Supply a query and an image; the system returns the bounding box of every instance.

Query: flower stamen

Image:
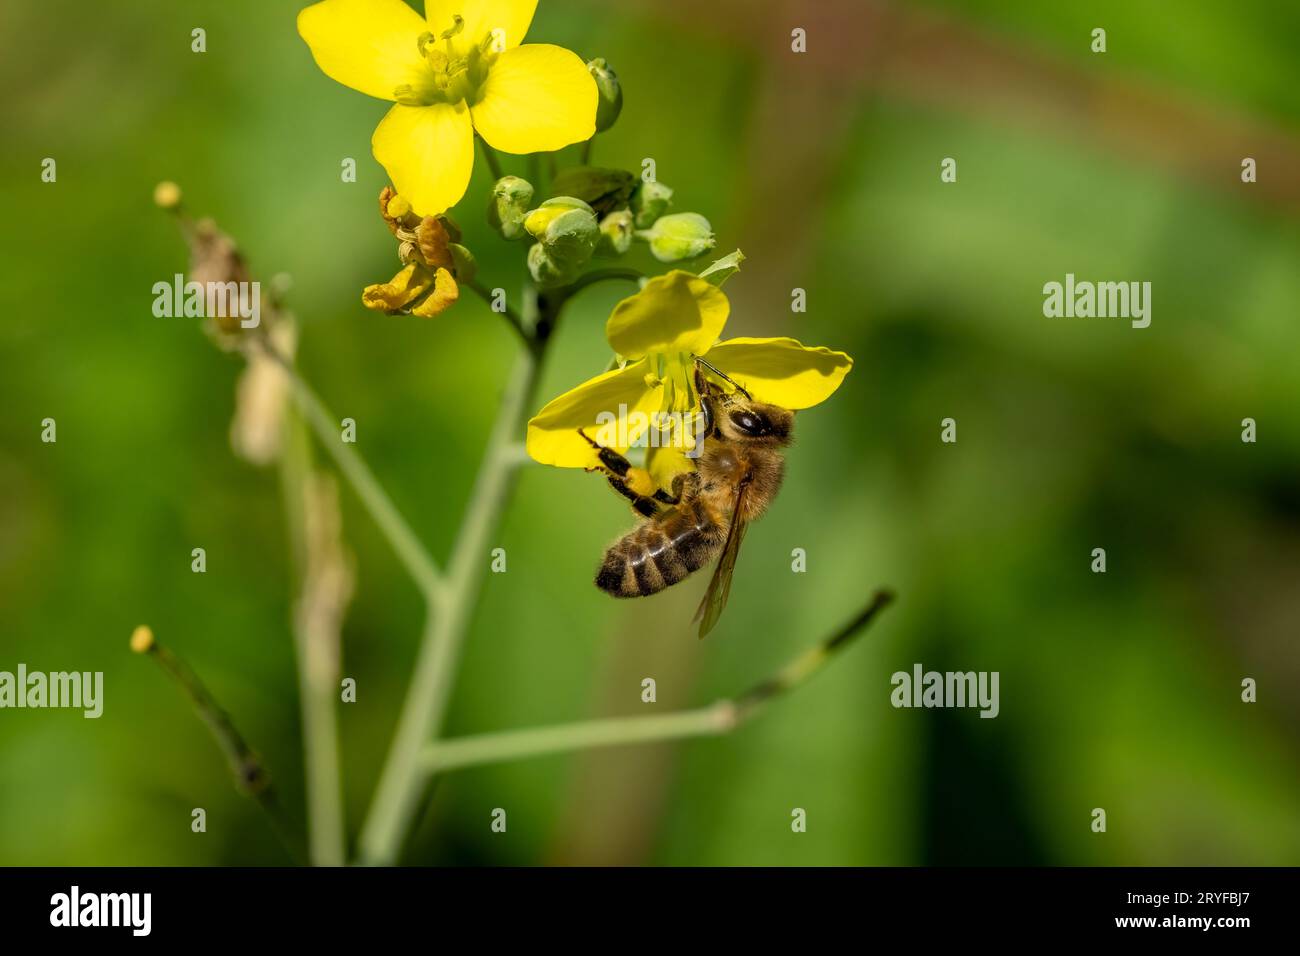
[440,14,465,42]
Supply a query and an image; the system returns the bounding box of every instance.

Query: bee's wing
[693,474,752,639]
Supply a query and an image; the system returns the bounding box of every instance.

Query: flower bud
[632,180,673,228]
[596,209,633,257]
[523,196,593,236]
[386,194,414,220]
[587,58,623,133]
[449,242,476,282]
[524,197,599,272]
[130,625,156,654]
[548,166,635,217]
[527,243,577,289]
[153,181,182,210]
[438,213,463,244]
[379,186,405,234]
[637,212,715,262]
[487,175,534,240]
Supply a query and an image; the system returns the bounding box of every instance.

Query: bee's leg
[577,427,634,477]
[612,469,701,516]
[578,429,665,517]
[651,470,698,506]
[604,475,663,518]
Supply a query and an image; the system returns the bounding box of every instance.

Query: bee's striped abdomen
[595,502,724,598]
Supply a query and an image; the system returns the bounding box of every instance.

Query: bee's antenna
[694,356,751,399]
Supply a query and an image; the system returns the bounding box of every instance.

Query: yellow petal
[298,0,429,101]
[527,359,663,468]
[362,263,434,312]
[703,337,854,409]
[371,102,474,216]
[470,44,597,154]
[410,268,460,316]
[605,271,729,361]
[425,0,536,53]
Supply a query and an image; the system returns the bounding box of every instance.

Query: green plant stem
[357,325,545,865]
[265,345,445,605]
[137,635,305,864]
[580,138,593,166]
[278,402,346,867]
[561,267,644,300]
[477,135,504,180]
[416,591,894,773]
[425,705,737,772]
[530,153,548,198]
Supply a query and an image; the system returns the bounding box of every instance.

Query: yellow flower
[298,0,597,216]
[526,270,853,488]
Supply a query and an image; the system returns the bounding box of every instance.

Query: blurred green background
[2,0,1298,865]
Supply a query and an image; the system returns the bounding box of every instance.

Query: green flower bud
[587,58,623,133]
[548,166,635,217]
[487,175,534,240]
[449,242,477,283]
[631,179,673,228]
[523,196,592,236]
[637,212,715,263]
[523,197,599,271]
[596,209,633,257]
[527,242,580,290]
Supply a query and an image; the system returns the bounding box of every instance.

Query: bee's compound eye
[730,410,767,436]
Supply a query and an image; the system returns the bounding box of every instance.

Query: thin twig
[732,589,894,720]
[259,341,446,605]
[278,404,347,867]
[500,442,534,467]
[560,267,644,300]
[425,705,737,772]
[130,626,305,864]
[417,591,895,774]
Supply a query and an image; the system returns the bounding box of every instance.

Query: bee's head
[719,398,794,446]
[695,363,794,447]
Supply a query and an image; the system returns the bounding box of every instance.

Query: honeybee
[582,357,794,638]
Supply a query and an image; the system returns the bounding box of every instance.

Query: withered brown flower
[364,187,472,319]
